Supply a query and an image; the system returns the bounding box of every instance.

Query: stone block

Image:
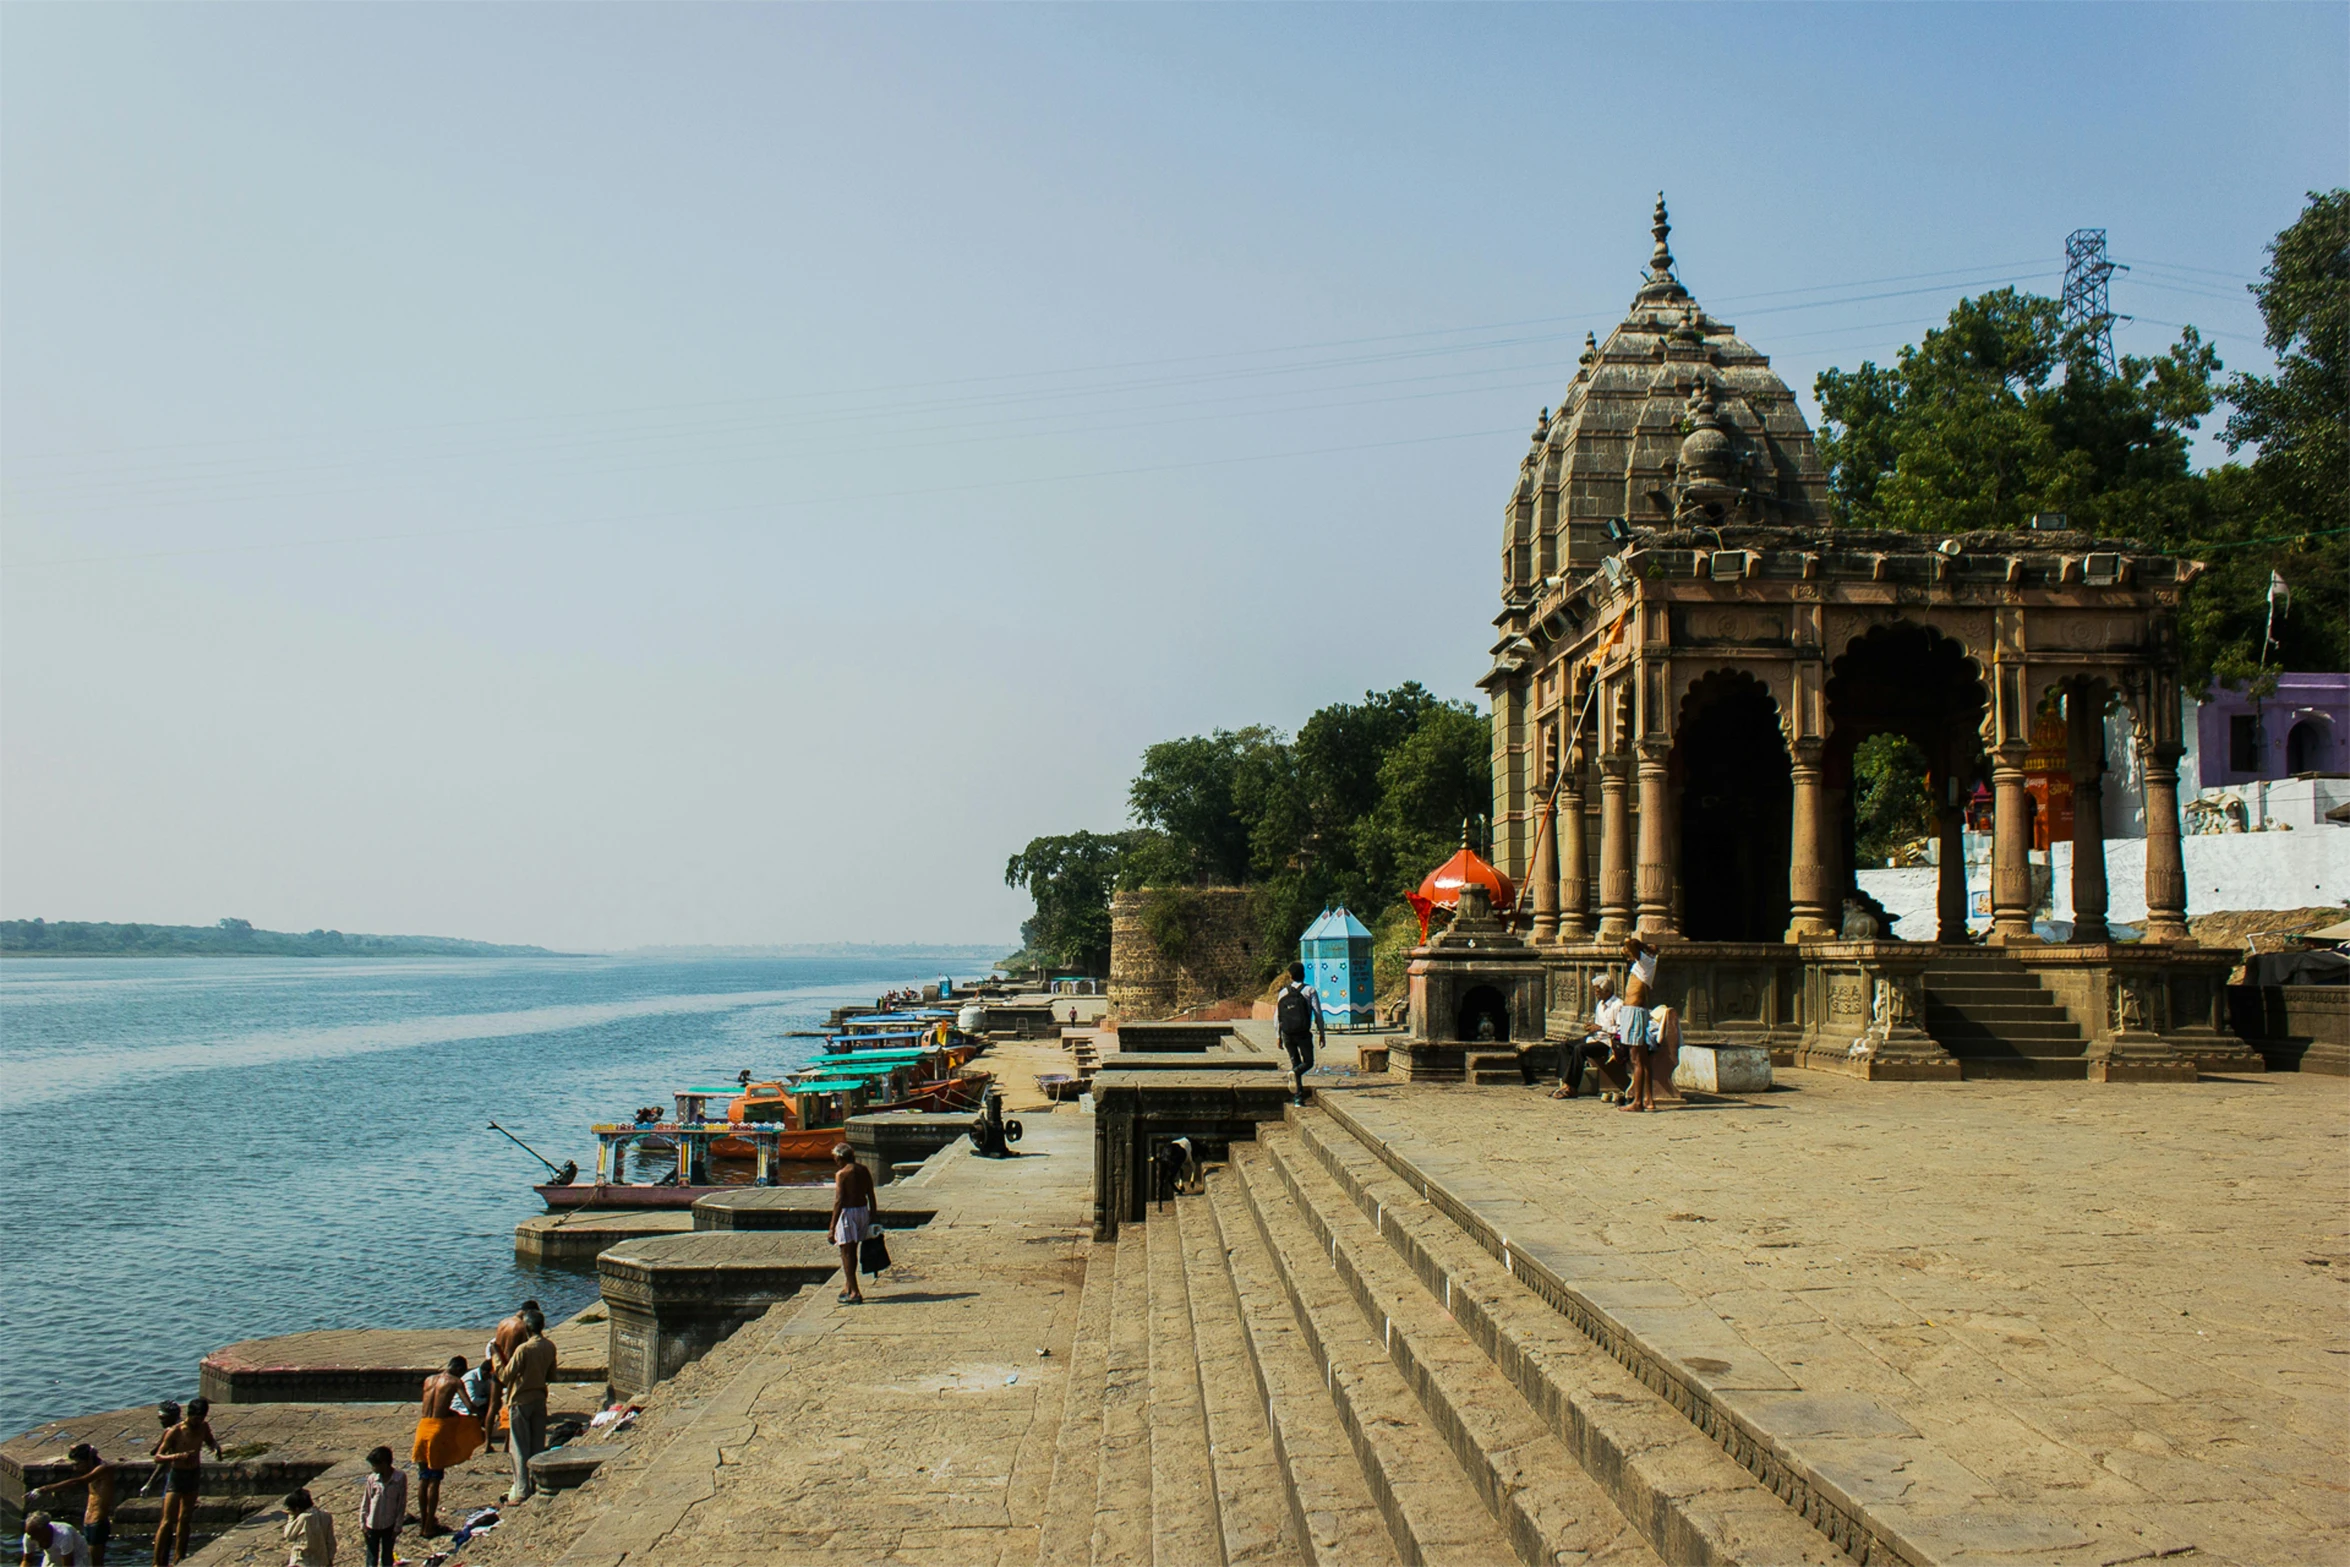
[847,1111,973,1185]
[1672,1044,1773,1094]
[598,1233,846,1395]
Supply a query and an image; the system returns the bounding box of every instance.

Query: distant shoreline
[1,918,560,959]
[3,921,1018,963]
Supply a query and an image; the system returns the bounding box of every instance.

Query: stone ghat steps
[1261,1115,1847,1567]
[1036,1105,1855,1567]
[1227,1136,1661,1567]
[1921,956,2088,1067]
[1039,1203,1312,1566]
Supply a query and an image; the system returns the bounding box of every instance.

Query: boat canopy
[791,1077,875,1094]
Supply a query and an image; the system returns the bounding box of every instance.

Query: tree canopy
[1815,190,2347,691]
[1004,683,1490,979]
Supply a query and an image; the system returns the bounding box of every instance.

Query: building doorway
[1675,672,1792,942]
[2287,719,2325,775]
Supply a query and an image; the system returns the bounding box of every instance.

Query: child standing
[356,1448,405,1567]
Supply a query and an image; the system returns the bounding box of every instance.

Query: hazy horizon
[5,4,2344,950]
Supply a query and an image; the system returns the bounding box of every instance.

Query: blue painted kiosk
[1300,906,1377,1029]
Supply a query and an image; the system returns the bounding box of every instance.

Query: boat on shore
[532,1023,993,1209]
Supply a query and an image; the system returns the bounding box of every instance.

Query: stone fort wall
[1107,886,1260,1020]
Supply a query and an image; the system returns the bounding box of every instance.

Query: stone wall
[1107,886,1260,1020]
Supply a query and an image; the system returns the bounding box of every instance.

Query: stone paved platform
[1324,1069,2350,1566]
[517,1208,696,1261]
[466,1110,1097,1566]
[200,1308,608,1401]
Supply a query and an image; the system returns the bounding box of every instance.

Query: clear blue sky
[4,4,2343,949]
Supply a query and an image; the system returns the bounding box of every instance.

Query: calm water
[0,953,978,1438]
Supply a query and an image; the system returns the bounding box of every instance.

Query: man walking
[829,1143,878,1306]
[1274,961,1325,1108]
[495,1309,557,1504]
[26,1445,116,1565]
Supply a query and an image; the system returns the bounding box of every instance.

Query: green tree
[1125,727,1286,885]
[2198,189,2350,688]
[1002,830,1142,975]
[1815,288,2219,539]
[1354,702,1494,902]
[1850,735,1936,867]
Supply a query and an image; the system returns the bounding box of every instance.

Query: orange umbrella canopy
[1406,846,1516,939]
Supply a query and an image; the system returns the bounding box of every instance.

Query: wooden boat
[1035,1072,1080,1102]
[711,1066,993,1158]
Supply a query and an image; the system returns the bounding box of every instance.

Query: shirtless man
[1619,936,1661,1112]
[149,1399,220,1566]
[482,1300,539,1453]
[828,1144,877,1305]
[26,1445,116,1565]
[410,1358,478,1536]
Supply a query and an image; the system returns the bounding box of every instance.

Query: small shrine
[1299,906,1376,1029]
[1394,882,1549,1081]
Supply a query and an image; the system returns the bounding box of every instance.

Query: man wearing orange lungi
[410,1357,482,1536]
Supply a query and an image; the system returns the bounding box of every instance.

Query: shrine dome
[1498,195,1834,597]
[1407,842,1516,939]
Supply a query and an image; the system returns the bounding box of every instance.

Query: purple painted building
[2195,672,2350,785]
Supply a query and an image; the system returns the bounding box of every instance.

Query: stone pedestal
[847,1111,977,1185]
[2010,943,2262,1082]
[1793,941,1963,1080]
[598,1233,846,1395]
[1396,885,1549,1081]
[1090,1068,1296,1239]
[1672,1045,1774,1094]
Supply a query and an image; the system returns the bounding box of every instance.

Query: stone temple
[1459,197,2264,1083]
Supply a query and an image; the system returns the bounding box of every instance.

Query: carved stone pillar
[1560,773,1592,939]
[1597,755,1633,939]
[2141,743,2189,942]
[1635,742,1677,935]
[1786,739,1834,940]
[1529,791,1560,943]
[1989,744,2035,943]
[2069,701,2110,945]
[1936,799,1968,945]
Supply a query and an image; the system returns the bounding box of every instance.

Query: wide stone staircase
[1920,949,2088,1077]
[1037,1104,1849,1566]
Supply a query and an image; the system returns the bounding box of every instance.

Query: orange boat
[709,1068,991,1160]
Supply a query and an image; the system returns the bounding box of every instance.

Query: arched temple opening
[1674,671,1791,941]
[1824,622,1990,942]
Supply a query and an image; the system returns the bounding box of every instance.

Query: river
[0,952,983,1438]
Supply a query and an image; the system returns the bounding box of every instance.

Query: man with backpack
[1274,962,1325,1108]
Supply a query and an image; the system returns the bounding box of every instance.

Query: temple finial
[1649,191,1675,281]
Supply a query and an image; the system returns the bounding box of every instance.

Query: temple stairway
[1920,949,2089,1077]
[1036,1106,1845,1566]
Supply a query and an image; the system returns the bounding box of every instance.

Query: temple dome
[1499,195,1832,596]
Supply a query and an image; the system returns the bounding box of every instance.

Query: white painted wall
[1855,828,2349,935]
[2050,831,2350,923]
[1854,867,1942,936]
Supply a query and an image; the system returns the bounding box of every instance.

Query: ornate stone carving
[2110,976,2163,1034]
[1872,974,1922,1030]
[1828,975,1866,1021]
[1682,608,1789,645]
